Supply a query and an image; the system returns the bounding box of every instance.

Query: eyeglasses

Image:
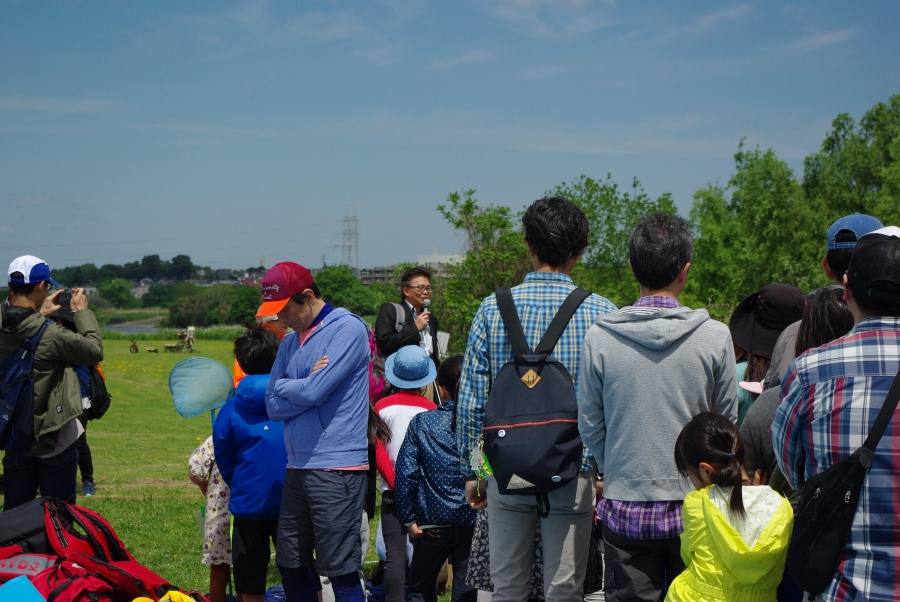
[406,285,433,293]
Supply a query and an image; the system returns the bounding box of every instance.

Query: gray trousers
[487,471,596,602]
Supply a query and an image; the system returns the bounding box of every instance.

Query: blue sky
[1,1,898,271]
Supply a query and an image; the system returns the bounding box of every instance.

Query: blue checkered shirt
[455,271,617,475]
[773,317,900,602]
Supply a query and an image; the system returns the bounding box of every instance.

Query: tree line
[432,93,900,353]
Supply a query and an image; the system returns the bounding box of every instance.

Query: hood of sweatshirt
[595,306,710,351]
[696,486,792,585]
[234,373,270,415]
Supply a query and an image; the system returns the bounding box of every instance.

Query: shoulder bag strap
[495,287,532,360]
[861,366,900,456]
[534,288,592,357]
[391,303,406,332]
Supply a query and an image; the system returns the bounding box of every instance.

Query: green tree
[803,93,900,228]
[432,190,530,353]
[141,255,163,281]
[97,278,138,309]
[227,286,263,324]
[316,266,378,315]
[169,255,195,281]
[141,282,201,308]
[549,175,677,307]
[689,142,822,320]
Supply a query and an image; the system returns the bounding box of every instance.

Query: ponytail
[674,412,747,519]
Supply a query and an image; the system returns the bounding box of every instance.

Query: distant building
[130,285,151,299]
[418,248,463,280]
[360,266,397,286]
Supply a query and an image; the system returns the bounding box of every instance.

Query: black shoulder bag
[788,367,900,594]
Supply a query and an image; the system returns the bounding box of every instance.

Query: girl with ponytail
[665,413,793,602]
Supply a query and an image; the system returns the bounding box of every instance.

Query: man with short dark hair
[1,255,103,510]
[578,212,737,601]
[375,266,440,369]
[262,262,370,602]
[774,226,900,602]
[457,196,616,602]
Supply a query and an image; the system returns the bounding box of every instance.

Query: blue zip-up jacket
[213,374,287,519]
[394,401,477,528]
[266,307,370,469]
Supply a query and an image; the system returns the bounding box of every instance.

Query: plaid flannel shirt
[595,295,686,540]
[773,317,900,602]
[456,271,617,475]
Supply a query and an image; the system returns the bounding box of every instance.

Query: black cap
[847,227,900,305]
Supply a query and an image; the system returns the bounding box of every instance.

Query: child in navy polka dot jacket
[394,356,478,602]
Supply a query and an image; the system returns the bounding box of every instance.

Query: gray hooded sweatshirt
[577,305,737,502]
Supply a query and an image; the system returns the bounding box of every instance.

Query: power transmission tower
[336,209,360,276]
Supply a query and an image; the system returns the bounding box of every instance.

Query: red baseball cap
[257,262,314,316]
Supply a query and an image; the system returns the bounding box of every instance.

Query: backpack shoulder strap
[391,303,406,332]
[495,287,532,360]
[534,288,592,357]
[861,366,900,459]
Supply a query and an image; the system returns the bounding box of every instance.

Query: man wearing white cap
[1,255,103,510]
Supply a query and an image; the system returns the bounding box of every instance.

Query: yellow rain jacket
[666,485,793,602]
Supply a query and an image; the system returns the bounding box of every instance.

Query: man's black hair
[234,327,280,375]
[825,229,858,279]
[400,266,432,302]
[289,282,322,305]
[850,280,900,318]
[629,212,693,290]
[522,197,589,267]
[7,272,40,296]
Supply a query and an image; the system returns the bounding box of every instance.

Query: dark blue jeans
[407,525,476,602]
[2,441,78,511]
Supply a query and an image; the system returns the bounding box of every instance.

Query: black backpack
[0,320,49,453]
[84,365,111,421]
[482,287,590,517]
[787,366,900,594]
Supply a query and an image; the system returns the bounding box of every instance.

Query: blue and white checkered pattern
[455,271,617,474]
[773,317,900,602]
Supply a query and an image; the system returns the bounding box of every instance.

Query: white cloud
[768,28,859,53]
[483,0,615,39]
[0,96,118,114]
[431,49,498,69]
[659,4,752,42]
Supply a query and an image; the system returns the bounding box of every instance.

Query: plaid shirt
[595,295,685,540]
[773,317,900,602]
[456,271,617,475]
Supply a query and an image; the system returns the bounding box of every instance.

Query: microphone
[423,299,431,313]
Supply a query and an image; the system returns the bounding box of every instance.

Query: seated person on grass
[213,327,288,602]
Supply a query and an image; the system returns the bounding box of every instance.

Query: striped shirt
[773,317,900,602]
[456,271,617,475]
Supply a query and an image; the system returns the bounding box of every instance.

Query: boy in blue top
[214,327,287,602]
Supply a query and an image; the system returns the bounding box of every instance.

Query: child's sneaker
[82,481,96,496]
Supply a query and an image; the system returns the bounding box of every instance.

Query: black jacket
[374,301,440,368]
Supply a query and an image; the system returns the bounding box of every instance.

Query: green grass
[101,326,246,341]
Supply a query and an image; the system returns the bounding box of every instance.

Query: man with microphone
[375,266,441,373]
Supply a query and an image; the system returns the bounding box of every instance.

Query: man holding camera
[1,255,103,510]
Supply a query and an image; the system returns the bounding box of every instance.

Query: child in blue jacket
[395,355,477,602]
[213,327,287,602]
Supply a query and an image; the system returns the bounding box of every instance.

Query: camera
[57,291,72,307]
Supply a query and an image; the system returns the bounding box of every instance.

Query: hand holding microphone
[416,299,431,331]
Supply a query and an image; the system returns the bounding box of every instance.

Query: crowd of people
[3,197,900,602]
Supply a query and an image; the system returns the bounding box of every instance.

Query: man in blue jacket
[262,262,370,602]
[214,327,286,602]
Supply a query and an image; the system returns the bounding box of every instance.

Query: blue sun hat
[384,345,437,389]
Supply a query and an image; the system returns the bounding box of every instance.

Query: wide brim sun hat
[730,283,805,360]
[384,345,437,389]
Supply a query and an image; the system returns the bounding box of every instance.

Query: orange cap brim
[256,298,290,317]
